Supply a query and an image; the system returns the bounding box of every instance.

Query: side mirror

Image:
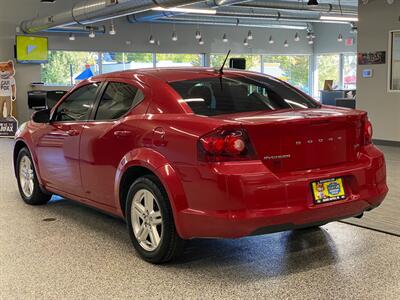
[32,109,51,123]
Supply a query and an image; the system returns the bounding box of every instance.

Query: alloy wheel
[19,155,34,198]
[131,189,163,252]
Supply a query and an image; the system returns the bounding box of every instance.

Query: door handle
[67,129,80,136]
[152,127,165,138]
[114,130,132,138]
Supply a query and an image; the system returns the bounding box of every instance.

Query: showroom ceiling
[19,0,359,34]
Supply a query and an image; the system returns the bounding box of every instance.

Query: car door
[35,82,101,197]
[79,79,150,207]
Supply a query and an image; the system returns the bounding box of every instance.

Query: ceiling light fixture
[243,38,248,46]
[284,40,289,47]
[149,34,155,44]
[222,33,228,42]
[199,38,204,45]
[172,31,178,41]
[88,28,95,38]
[109,20,116,35]
[307,0,319,5]
[337,33,343,42]
[152,6,216,14]
[68,33,75,41]
[268,35,274,44]
[308,39,314,45]
[195,30,201,40]
[320,15,359,22]
[247,30,253,40]
[294,32,300,42]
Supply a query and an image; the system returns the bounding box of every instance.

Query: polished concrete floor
[1,139,399,299]
[343,145,400,235]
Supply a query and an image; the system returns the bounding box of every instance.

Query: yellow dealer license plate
[311,178,346,204]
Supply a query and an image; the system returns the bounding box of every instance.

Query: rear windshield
[169,75,319,116]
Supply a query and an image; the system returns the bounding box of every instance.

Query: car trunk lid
[214,107,365,173]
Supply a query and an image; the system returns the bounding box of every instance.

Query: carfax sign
[0,60,18,137]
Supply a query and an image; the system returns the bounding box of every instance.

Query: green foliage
[111,52,153,63]
[264,55,309,89]
[156,53,201,66]
[41,51,98,85]
[317,55,340,90]
[210,54,261,71]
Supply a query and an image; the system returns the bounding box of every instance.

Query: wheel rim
[131,189,163,252]
[19,155,34,198]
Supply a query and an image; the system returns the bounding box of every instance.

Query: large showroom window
[41,51,100,86]
[343,53,357,90]
[210,54,262,72]
[314,54,340,97]
[101,52,153,74]
[389,30,400,91]
[155,53,203,67]
[263,55,310,94]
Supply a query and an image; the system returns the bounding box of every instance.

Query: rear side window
[54,83,99,121]
[169,75,319,116]
[95,82,144,120]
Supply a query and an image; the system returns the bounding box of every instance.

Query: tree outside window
[263,55,310,94]
[41,51,99,85]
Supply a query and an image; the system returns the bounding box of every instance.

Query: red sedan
[14,68,388,263]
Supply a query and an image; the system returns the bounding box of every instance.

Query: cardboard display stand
[0,60,18,137]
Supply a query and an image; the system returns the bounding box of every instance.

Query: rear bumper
[175,145,388,239]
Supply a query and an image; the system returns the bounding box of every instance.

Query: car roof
[91,67,270,83]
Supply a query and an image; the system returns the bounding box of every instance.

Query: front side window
[95,82,144,120]
[53,83,99,121]
[170,75,319,116]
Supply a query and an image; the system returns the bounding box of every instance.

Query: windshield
[169,75,319,116]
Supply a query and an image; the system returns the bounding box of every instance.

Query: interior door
[79,80,150,207]
[35,83,101,197]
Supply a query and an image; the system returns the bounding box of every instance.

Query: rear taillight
[198,128,257,162]
[364,118,373,145]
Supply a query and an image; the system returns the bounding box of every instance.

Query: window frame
[92,80,146,121]
[388,30,400,93]
[50,82,103,123]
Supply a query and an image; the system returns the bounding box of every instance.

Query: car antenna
[219,49,231,75]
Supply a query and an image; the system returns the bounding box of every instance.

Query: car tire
[16,147,52,205]
[125,175,185,264]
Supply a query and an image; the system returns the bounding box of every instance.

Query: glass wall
[101,52,153,74]
[156,54,202,67]
[41,51,99,86]
[389,31,400,91]
[343,54,357,90]
[263,55,310,94]
[41,51,357,97]
[314,54,340,96]
[210,54,261,72]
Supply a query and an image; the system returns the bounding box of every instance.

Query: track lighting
[294,32,300,42]
[223,33,228,42]
[109,20,116,35]
[268,35,274,44]
[172,31,178,41]
[88,28,95,38]
[337,34,343,42]
[243,38,248,46]
[149,34,155,44]
[195,30,201,40]
[199,38,204,45]
[284,40,289,47]
[247,30,253,40]
[68,33,75,41]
